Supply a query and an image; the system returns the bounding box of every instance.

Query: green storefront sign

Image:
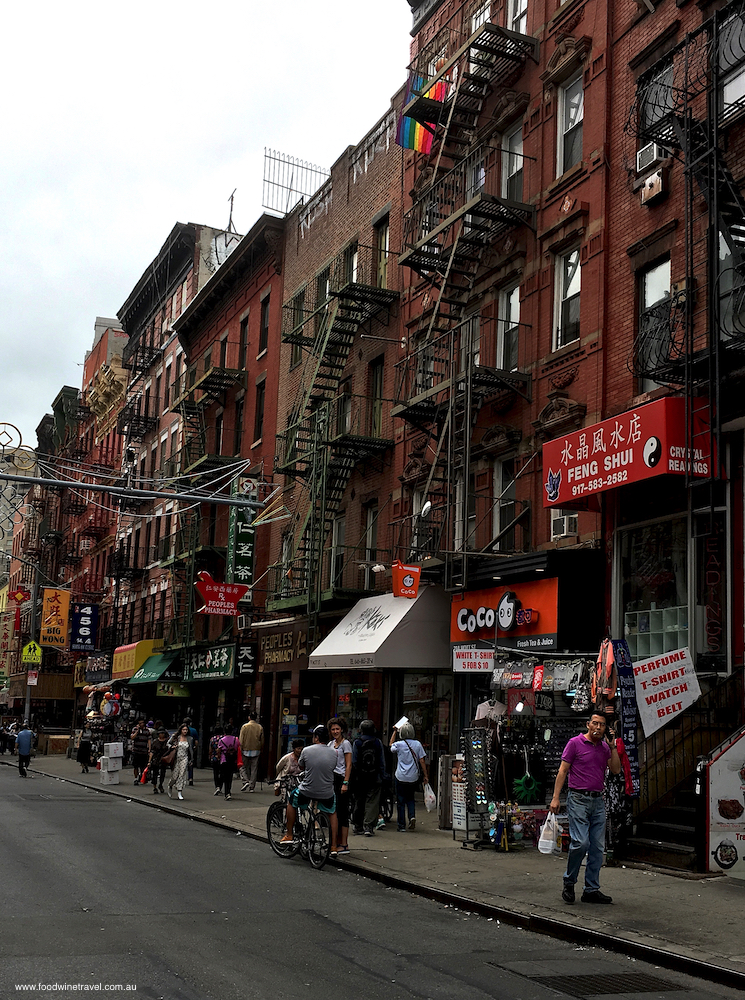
[183,645,235,682]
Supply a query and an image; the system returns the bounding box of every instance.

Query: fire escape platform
[400,194,534,276]
[392,365,530,425]
[283,283,398,346]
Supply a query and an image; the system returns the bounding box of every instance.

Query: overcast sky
[0,0,412,450]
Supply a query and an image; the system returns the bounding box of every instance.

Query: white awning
[309,586,451,670]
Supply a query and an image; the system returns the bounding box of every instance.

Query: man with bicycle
[281,725,339,856]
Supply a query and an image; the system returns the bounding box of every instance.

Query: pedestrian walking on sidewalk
[209,725,224,795]
[130,719,151,785]
[16,723,34,778]
[390,723,428,832]
[328,717,352,852]
[183,717,198,785]
[167,724,193,801]
[218,726,241,800]
[77,728,92,773]
[149,729,170,793]
[351,720,386,838]
[239,712,264,792]
[550,713,622,905]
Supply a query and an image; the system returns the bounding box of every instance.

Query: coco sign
[450,579,559,651]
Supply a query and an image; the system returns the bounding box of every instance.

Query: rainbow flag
[396,73,449,153]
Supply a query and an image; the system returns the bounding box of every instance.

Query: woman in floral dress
[167,723,193,800]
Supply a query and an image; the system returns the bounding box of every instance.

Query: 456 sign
[71,604,100,653]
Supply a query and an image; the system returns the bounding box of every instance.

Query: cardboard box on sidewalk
[100,756,122,772]
[104,742,123,758]
[100,770,120,785]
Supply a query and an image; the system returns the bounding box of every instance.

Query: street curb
[9,760,745,992]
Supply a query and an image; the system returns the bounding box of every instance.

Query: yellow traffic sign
[22,641,42,665]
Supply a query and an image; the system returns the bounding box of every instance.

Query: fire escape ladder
[168,509,199,648]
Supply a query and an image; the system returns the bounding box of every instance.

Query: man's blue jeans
[563,790,606,892]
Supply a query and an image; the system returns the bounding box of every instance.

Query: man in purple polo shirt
[550,713,621,904]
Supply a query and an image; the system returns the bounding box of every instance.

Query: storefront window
[402,673,453,756]
[621,516,688,662]
[335,682,369,740]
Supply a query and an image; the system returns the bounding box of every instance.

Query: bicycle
[267,778,333,870]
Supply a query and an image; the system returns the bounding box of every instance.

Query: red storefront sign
[542,397,711,508]
[194,571,250,616]
[451,579,559,651]
[391,560,422,598]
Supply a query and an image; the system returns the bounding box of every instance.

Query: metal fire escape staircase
[167,509,199,648]
[394,19,536,588]
[274,246,397,638]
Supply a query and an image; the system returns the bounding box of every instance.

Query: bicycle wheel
[381,786,394,822]
[307,810,331,870]
[267,802,299,858]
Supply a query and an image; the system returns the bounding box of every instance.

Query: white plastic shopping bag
[423,782,437,813]
[538,812,560,854]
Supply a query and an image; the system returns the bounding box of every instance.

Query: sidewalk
[6,753,745,988]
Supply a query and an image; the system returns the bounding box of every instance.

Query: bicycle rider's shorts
[289,788,336,814]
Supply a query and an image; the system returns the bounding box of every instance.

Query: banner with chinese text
[40,589,71,648]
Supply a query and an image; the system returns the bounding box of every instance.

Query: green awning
[128,651,181,685]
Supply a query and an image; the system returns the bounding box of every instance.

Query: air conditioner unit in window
[237,614,251,631]
[551,513,578,540]
[636,142,668,173]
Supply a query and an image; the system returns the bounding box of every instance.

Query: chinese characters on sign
[0,611,17,681]
[237,643,257,677]
[194,571,250,616]
[40,589,71,649]
[227,478,256,591]
[183,645,235,681]
[543,397,711,507]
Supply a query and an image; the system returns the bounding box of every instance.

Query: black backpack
[356,738,379,779]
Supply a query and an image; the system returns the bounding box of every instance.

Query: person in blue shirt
[16,723,34,778]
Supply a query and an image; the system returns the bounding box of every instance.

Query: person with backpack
[218,725,240,801]
[327,717,352,855]
[351,720,386,837]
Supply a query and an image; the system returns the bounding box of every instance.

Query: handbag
[403,739,424,785]
[160,748,176,767]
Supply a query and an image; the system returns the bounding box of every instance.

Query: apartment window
[159,435,168,471]
[460,312,480,370]
[719,15,745,120]
[215,412,224,456]
[375,218,390,289]
[345,243,359,284]
[238,316,249,369]
[203,348,212,375]
[454,473,477,550]
[233,397,244,455]
[219,336,228,369]
[370,357,384,437]
[471,0,490,33]
[336,381,352,436]
[558,75,584,175]
[170,428,178,457]
[364,503,379,591]
[163,362,172,409]
[639,62,673,137]
[502,124,523,201]
[465,157,485,232]
[493,457,516,552]
[315,268,330,334]
[154,373,162,412]
[498,285,520,371]
[290,292,304,367]
[253,379,265,443]
[506,0,527,35]
[332,514,346,586]
[638,258,671,393]
[555,248,581,349]
[259,296,270,354]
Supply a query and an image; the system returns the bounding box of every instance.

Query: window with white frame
[364,503,378,591]
[638,258,671,393]
[558,75,584,175]
[470,0,490,33]
[507,0,527,35]
[502,124,523,201]
[493,458,516,552]
[454,472,477,551]
[498,285,520,371]
[555,248,581,350]
[460,312,481,371]
[719,14,745,121]
[332,514,346,586]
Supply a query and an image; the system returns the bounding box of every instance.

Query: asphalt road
[1,765,741,1000]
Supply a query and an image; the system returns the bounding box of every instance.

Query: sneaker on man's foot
[408,818,416,831]
[561,884,575,904]
[581,889,613,904]
[241,782,249,792]
[376,818,386,830]
[213,787,222,795]
[363,826,373,837]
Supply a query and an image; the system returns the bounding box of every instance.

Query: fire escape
[270,242,398,645]
[162,353,245,648]
[393,15,537,589]
[629,4,745,518]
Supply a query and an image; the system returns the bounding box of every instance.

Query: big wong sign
[542,397,711,507]
[450,578,558,653]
